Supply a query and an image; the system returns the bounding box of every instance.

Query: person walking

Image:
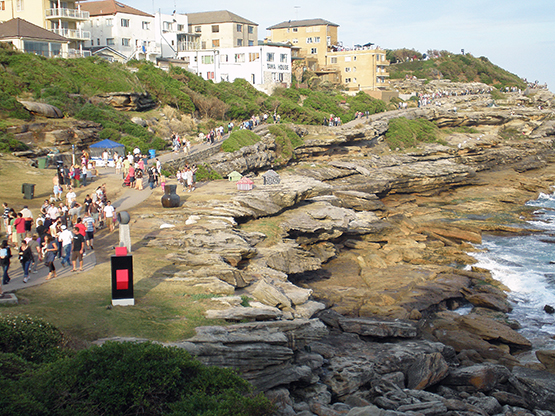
[71,228,85,272]
[43,235,58,280]
[82,212,95,250]
[58,225,73,267]
[18,240,33,283]
[103,201,116,232]
[0,239,11,285]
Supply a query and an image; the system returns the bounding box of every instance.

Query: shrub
[195,163,223,181]
[0,314,67,363]
[222,129,260,152]
[0,132,29,153]
[0,92,31,120]
[268,125,303,163]
[385,117,441,150]
[27,341,274,416]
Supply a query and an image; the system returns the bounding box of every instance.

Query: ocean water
[468,192,555,355]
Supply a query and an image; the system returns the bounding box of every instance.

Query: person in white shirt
[103,201,116,232]
[58,225,73,267]
[66,187,76,207]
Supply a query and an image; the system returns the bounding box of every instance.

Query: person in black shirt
[71,228,85,272]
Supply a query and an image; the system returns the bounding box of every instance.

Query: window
[248,26,254,34]
[122,38,130,46]
[207,71,215,80]
[353,67,356,72]
[248,40,254,46]
[315,37,320,43]
[345,56,352,62]
[314,26,320,32]
[345,67,351,72]
[234,53,245,63]
[16,0,23,11]
[163,21,171,31]
[353,56,357,61]
[249,52,259,62]
[106,18,113,26]
[280,54,288,63]
[237,39,243,47]
[353,78,357,83]
[306,27,312,32]
[0,1,5,11]
[177,24,184,31]
[266,52,275,62]
[201,55,214,64]
[212,39,220,47]
[221,54,228,62]
[201,41,206,49]
[310,48,317,54]
[327,36,331,46]
[142,21,150,30]
[292,27,297,32]
[97,38,100,45]
[292,38,298,44]
[236,24,242,32]
[211,25,219,33]
[106,38,114,45]
[121,18,129,27]
[345,78,351,83]
[306,37,313,43]
[330,57,337,64]
[195,26,201,33]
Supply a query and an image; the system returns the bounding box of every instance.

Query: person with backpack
[0,239,11,285]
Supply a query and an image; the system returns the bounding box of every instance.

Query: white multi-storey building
[154,12,199,58]
[178,44,292,93]
[80,0,159,61]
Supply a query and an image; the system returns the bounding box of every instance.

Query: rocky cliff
[117,87,555,415]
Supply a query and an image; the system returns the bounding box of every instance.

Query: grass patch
[239,218,283,247]
[499,126,523,140]
[385,117,444,150]
[268,125,304,163]
[221,129,260,152]
[441,126,480,135]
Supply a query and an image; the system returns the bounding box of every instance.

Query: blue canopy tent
[89,139,125,162]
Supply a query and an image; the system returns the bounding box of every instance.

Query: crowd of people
[0,180,117,295]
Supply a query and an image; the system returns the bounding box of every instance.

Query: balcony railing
[50,28,91,40]
[177,41,200,52]
[136,45,161,55]
[67,49,91,58]
[46,8,90,20]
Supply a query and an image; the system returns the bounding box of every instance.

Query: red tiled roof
[79,0,153,18]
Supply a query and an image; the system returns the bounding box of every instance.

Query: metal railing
[46,8,90,20]
[50,28,91,40]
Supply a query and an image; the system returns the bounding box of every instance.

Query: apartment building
[154,12,199,58]
[267,18,338,68]
[0,0,90,56]
[326,48,389,91]
[268,17,389,91]
[80,0,159,61]
[178,44,291,93]
[185,10,257,49]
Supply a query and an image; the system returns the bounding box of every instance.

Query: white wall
[177,45,291,88]
[154,12,189,58]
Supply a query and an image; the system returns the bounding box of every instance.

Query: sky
[129,0,554,91]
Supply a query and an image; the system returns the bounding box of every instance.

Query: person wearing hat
[57,224,73,267]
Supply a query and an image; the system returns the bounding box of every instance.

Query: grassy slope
[388,53,526,89]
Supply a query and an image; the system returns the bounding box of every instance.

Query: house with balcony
[185,10,258,49]
[79,0,158,61]
[267,17,390,93]
[326,47,390,91]
[267,18,338,69]
[177,43,291,94]
[0,17,69,57]
[154,12,199,58]
[0,0,90,56]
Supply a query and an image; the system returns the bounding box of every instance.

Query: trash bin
[22,183,35,200]
[148,149,156,159]
[37,157,47,169]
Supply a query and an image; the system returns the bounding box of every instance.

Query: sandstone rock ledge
[132,88,555,415]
